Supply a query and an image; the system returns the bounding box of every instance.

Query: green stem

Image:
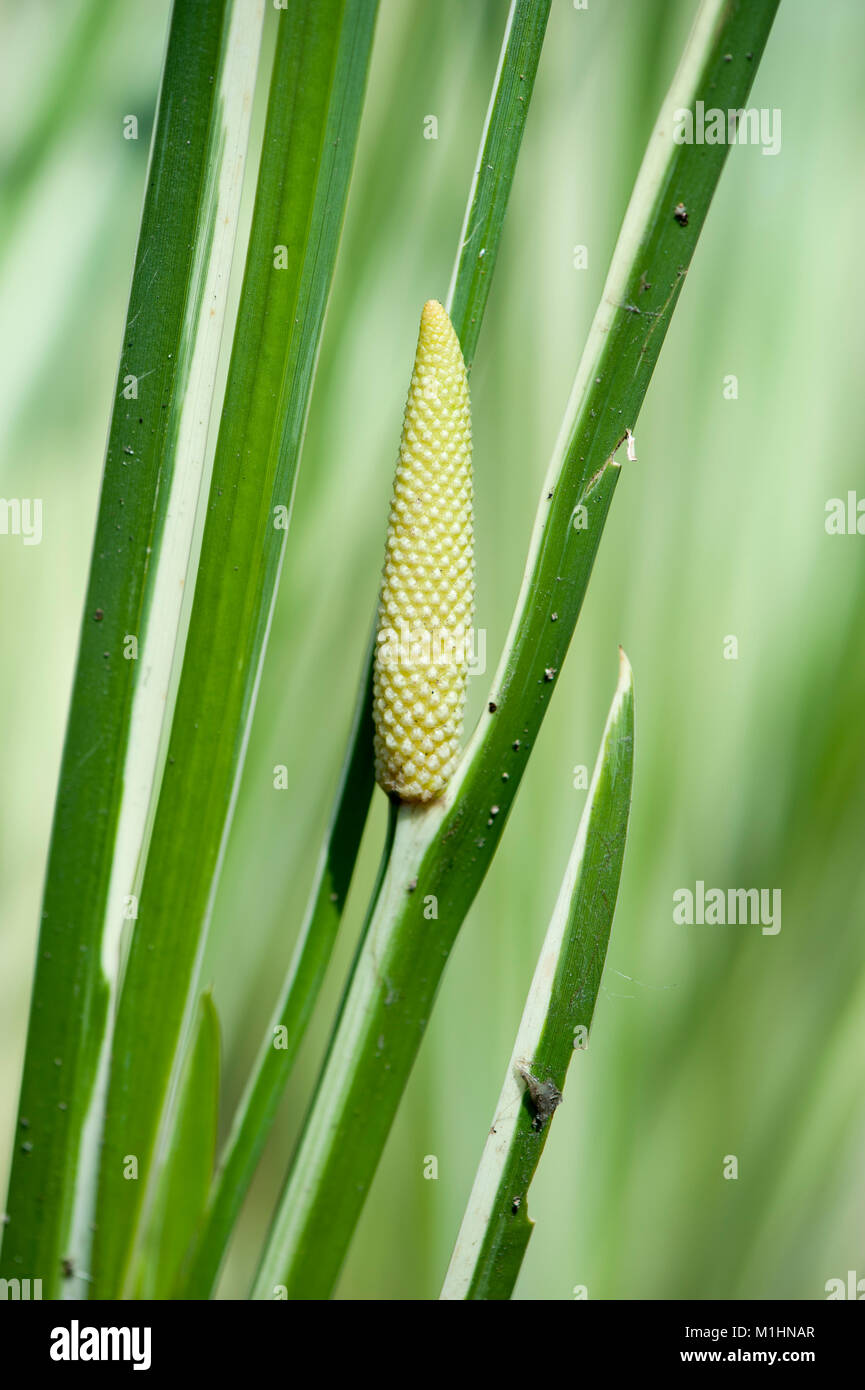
[251,0,781,1300]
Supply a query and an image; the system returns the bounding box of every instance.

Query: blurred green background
[2,0,864,1300]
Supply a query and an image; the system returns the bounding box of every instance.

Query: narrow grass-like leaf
[89,0,379,1299]
[0,0,263,1299]
[182,0,550,1300]
[251,0,780,1300]
[441,649,634,1300]
[446,0,552,373]
[135,992,220,1300]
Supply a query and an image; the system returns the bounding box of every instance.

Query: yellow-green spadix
[373,300,473,803]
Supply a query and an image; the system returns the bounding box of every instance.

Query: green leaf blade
[443,649,634,1300]
[447,0,552,372]
[136,992,221,1301]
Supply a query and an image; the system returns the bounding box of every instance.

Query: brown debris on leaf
[515,1060,563,1131]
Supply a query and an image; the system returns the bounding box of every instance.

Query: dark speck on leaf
[488,701,497,713]
[94,609,104,621]
[544,667,557,682]
[674,202,689,226]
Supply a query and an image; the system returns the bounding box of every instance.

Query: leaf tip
[617,645,633,690]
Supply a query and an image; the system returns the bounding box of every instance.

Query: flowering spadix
[373,300,474,803]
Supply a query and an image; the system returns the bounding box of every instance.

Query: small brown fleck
[512,740,520,751]
[94,608,104,622]
[488,700,497,713]
[407,878,418,893]
[674,202,689,226]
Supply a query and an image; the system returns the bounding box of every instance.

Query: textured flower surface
[373,300,474,802]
